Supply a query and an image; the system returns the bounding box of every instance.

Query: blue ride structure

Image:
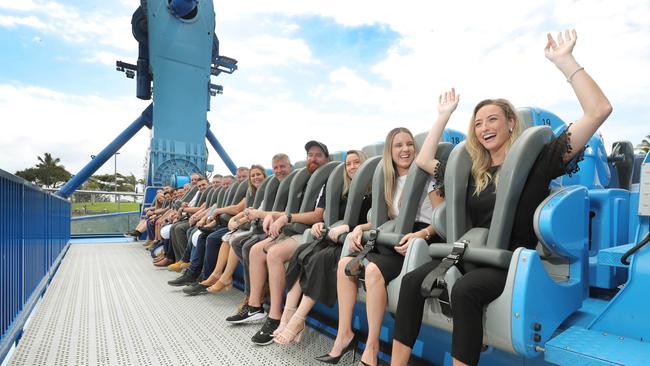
[56,0,239,198]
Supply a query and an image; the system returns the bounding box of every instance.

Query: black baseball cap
[305,140,329,157]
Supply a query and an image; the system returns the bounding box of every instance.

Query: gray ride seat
[222,181,241,207]
[296,155,382,248]
[181,185,199,203]
[204,186,218,207]
[340,143,454,311]
[284,161,341,238]
[270,169,299,212]
[251,176,272,209]
[215,184,228,208]
[219,180,249,224]
[409,126,590,358]
[195,186,211,207]
[362,141,384,158]
[294,160,306,169]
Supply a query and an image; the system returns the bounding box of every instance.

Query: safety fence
[0,169,70,361]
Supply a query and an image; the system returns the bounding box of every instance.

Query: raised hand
[544,29,577,66]
[438,88,459,117]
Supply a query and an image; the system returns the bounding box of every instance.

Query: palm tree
[34,153,71,188]
[637,134,650,154]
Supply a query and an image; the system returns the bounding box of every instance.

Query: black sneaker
[167,270,198,287]
[183,282,208,296]
[251,318,280,345]
[226,304,266,324]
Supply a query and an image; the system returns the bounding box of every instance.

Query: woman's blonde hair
[466,99,522,195]
[382,127,417,218]
[342,150,369,197]
[247,164,268,195]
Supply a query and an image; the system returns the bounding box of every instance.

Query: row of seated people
[142,29,612,366]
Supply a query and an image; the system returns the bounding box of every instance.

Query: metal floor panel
[8,243,355,366]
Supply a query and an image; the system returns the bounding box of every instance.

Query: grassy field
[72,202,140,216]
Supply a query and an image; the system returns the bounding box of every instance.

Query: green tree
[637,134,650,154]
[15,153,72,188]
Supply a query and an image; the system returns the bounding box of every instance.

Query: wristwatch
[286,213,292,223]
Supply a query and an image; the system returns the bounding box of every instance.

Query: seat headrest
[487,126,554,249]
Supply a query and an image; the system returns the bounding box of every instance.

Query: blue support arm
[205,123,237,174]
[56,104,153,198]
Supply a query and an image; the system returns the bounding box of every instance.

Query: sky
[1,0,649,181]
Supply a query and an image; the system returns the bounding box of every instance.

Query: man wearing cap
[225,141,330,346]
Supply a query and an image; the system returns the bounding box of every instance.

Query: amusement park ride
[2,0,650,365]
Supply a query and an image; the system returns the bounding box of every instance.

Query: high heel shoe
[274,313,305,345]
[273,306,296,337]
[314,335,357,364]
[206,279,232,293]
[199,273,219,287]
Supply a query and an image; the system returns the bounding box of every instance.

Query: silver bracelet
[566,66,584,83]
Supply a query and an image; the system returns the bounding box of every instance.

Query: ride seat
[298,156,382,248]
[271,170,299,212]
[341,143,453,312]
[607,141,635,190]
[285,162,341,236]
[251,176,272,209]
[416,126,590,358]
[362,141,384,158]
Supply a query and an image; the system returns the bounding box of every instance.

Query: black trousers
[393,260,507,366]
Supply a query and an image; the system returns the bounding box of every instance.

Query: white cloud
[0,0,136,53]
[2,0,649,181]
[226,34,315,69]
[0,15,46,28]
[83,51,131,66]
[0,84,151,178]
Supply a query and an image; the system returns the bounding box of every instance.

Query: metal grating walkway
[8,242,355,366]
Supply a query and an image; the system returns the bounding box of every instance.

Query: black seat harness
[344,229,379,288]
[297,228,329,264]
[420,240,468,299]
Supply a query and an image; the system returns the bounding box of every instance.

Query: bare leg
[200,241,228,285]
[390,340,413,366]
[247,237,273,308]
[274,280,302,336]
[213,241,230,275]
[361,263,386,366]
[218,247,239,284]
[266,237,298,319]
[453,359,468,366]
[325,256,358,357]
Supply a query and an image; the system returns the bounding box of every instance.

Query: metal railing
[0,169,71,361]
[43,188,144,216]
[71,211,141,237]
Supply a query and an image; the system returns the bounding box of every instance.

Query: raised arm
[545,29,612,161]
[415,88,460,175]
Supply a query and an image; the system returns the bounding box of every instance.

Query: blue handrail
[0,169,70,361]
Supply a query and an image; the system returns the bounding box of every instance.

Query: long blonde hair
[342,150,368,197]
[383,127,417,218]
[466,99,522,195]
[247,164,268,195]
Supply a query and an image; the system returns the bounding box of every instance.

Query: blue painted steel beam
[205,123,237,174]
[56,104,153,198]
